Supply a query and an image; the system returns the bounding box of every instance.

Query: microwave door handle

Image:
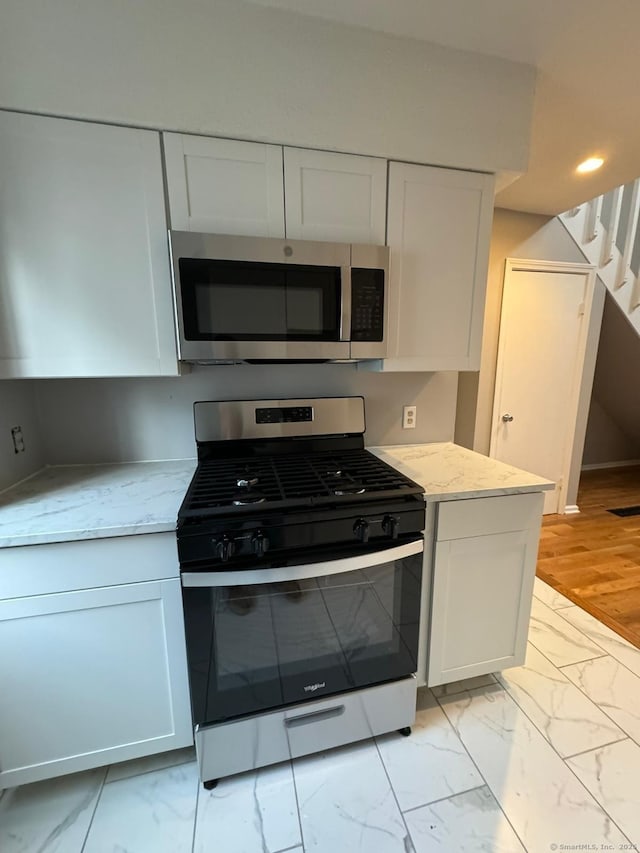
[339,265,352,342]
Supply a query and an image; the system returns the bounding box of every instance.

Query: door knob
[502,413,514,422]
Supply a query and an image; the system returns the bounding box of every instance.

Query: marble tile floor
[3,578,640,853]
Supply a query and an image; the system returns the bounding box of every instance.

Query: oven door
[170,231,351,361]
[181,539,423,727]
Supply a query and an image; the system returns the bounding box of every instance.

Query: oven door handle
[181,539,423,588]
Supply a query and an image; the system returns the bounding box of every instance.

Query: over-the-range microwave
[168,230,390,363]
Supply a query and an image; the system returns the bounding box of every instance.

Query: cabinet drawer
[195,677,416,781]
[285,677,415,759]
[0,532,180,599]
[436,492,544,541]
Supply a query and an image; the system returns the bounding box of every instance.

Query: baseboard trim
[563,505,580,515]
[581,459,640,471]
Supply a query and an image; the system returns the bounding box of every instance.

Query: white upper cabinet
[372,162,494,372]
[163,137,386,244]
[0,111,178,378]
[164,134,285,237]
[283,148,387,244]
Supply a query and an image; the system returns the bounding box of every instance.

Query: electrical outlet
[11,426,25,454]
[402,406,417,429]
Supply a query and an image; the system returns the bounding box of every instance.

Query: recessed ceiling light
[576,157,604,173]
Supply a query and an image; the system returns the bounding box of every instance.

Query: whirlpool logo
[303,682,326,693]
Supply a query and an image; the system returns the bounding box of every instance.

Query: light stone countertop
[369,442,554,501]
[0,443,552,549]
[0,460,197,548]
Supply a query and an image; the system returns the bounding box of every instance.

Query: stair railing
[560,178,640,329]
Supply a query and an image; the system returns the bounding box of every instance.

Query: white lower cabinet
[427,492,544,687]
[0,553,193,789]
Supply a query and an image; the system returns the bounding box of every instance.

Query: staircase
[560,181,640,336]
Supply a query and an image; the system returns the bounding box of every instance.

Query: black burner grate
[180,449,420,517]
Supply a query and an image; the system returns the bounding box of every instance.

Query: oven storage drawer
[285,675,416,758]
[195,676,416,781]
[435,492,543,541]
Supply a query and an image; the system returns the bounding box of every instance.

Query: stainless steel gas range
[176,396,426,788]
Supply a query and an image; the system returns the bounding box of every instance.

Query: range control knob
[353,518,370,543]
[382,515,400,539]
[251,531,270,558]
[214,535,236,562]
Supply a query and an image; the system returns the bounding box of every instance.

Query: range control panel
[255,406,314,424]
[350,268,384,342]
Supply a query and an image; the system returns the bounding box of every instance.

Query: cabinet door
[164,133,285,236]
[0,112,178,378]
[0,579,192,788]
[284,147,386,243]
[376,162,494,372]
[427,493,543,687]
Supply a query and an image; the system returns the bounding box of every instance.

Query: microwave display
[180,258,341,342]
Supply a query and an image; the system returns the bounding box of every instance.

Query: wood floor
[538,464,640,648]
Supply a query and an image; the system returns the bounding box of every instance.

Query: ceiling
[248,0,640,215]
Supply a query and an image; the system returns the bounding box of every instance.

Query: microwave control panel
[351,269,384,342]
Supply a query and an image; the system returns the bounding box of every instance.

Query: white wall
[35,365,458,464]
[582,294,640,466]
[0,0,534,175]
[582,398,640,467]
[0,0,536,471]
[568,277,606,498]
[0,381,44,491]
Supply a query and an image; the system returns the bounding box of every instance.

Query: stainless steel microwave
[168,231,390,362]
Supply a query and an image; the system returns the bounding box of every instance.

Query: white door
[490,260,596,514]
[283,147,387,243]
[163,133,285,236]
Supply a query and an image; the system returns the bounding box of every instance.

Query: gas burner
[333,484,366,496]
[232,491,266,506]
[236,473,259,488]
[325,466,365,495]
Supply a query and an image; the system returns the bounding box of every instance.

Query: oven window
[179,258,341,341]
[182,553,422,726]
